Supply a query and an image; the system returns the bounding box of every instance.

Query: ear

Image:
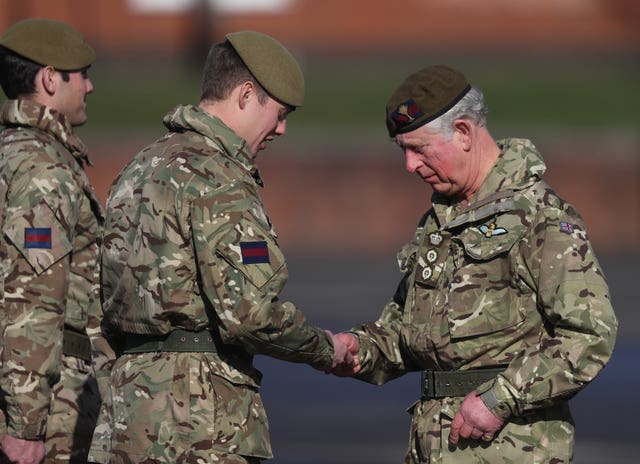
[38,66,58,96]
[237,81,255,110]
[453,119,473,151]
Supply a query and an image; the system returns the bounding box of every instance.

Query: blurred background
[1,1,638,462]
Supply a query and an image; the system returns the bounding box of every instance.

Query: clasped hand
[449,391,503,444]
[324,331,361,376]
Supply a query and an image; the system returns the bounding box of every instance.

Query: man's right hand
[1,435,45,464]
[328,332,361,377]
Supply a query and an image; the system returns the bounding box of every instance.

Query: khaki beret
[386,65,471,137]
[226,30,304,107]
[0,18,95,71]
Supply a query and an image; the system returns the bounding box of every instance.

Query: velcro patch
[240,241,270,264]
[24,228,52,249]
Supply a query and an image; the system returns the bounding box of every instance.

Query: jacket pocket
[446,221,525,339]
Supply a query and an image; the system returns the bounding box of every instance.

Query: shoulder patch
[559,221,575,234]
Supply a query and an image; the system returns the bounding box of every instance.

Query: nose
[86,78,94,94]
[275,119,286,136]
[405,151,422,173]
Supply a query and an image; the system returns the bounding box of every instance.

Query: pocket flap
[215,217,285,289]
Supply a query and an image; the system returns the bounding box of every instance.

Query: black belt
[63,327,91,361]
[421,366,507,400]
[121,329,218,354]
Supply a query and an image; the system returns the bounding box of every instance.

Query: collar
[162,104,263,186]
[0,99,91,166]
[433,138,546,228]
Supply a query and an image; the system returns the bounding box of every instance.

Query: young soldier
[0,18,107,464]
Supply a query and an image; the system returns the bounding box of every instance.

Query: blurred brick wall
[1,0,638,56]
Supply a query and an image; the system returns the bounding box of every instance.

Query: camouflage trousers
[89,351,272,464]
[404,397,575,463]
[0,354,100,464]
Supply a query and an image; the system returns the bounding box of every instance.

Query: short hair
[200,40,268,104]
[0,48,40,98]
[0,48,70,99]
[426,87,488,140]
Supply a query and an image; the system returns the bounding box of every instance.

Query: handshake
[324,331,361,377]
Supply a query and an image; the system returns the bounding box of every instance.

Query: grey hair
[425,87,488,139]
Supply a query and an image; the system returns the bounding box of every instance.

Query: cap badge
[391,99,424,124]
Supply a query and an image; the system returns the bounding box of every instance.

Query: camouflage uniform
[352,138,618,463]
[89,104,335,464]
[0,99,106,463]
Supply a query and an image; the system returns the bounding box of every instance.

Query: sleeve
[86,256,117,398]
[190,188,334,371]
[0,162,78,439]
[479,206,618,419]
[350,228,425,385]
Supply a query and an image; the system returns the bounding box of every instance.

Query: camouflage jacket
[101,104,334,382]
[0,100,105,439]
[352,138,617,463]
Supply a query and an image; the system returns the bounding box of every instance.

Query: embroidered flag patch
[24,228,52,249]
[240,241,270,264]
[559,222,574,234]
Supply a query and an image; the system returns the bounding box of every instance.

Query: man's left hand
[449,391,503,445]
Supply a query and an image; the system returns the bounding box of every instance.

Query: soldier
[333,65,618,463]
[88,31,356,464]
[0,18,109,464]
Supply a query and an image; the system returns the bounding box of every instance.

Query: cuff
[477,375,519,421]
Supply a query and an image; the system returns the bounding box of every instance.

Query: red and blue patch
[240,241,270,264]
[24,228,52,249]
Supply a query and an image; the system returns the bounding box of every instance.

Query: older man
[335,65,617,463]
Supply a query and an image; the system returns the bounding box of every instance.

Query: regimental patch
[391,99,425,124]
[240,241,270,264]
[559,221,575,234]
[24,227,52,249]
[24,227,51,249]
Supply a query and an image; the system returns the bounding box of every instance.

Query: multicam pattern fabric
[90,104,334,463]
[0,99,105,461]
[352,138,618,463]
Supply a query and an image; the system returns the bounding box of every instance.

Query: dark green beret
[0,18,95,71]
[226,30,304,107]
[386,65,471,137]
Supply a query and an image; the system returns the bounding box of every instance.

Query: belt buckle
[421,370,434,400]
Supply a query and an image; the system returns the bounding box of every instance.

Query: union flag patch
[240,241,270,264]
[24,228,52,249]
[559,222,575,234]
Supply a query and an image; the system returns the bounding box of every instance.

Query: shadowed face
[245,95,291,154]
[53,68,93,126]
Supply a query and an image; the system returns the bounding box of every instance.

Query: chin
[69,114,88,127]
